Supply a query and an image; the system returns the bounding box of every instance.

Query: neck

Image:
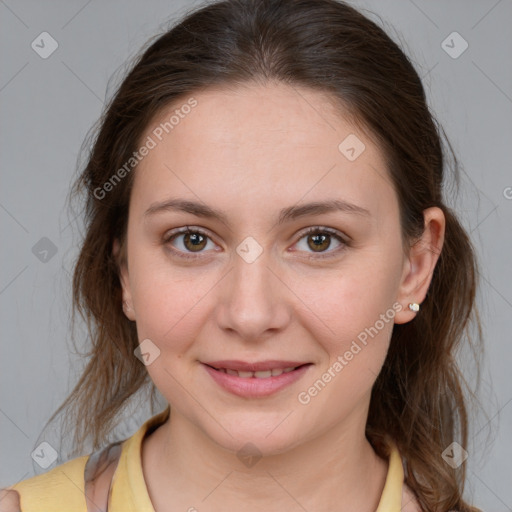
[142,404,389,512]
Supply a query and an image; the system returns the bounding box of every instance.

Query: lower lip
[202,363,312,398]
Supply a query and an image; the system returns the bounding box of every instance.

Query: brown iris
[183,232,207,252]
[307,232,331,252]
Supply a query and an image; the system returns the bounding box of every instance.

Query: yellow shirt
[6,408,405,511]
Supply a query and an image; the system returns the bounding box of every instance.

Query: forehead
[131,82,397,224]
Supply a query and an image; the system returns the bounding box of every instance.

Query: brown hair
[48,0,485,510]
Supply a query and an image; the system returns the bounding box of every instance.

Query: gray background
[1,0,511,509]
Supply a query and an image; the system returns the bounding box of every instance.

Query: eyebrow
[143,198,371,225]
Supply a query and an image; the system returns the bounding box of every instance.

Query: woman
[1,0,483,510]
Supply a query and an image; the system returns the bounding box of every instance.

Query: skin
[113,81,444,512]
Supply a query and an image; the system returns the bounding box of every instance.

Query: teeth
[254,370,272,378]
[217,366,299,378]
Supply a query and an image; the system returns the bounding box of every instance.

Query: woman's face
[116,82,435,454]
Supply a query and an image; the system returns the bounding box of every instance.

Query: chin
[204,416,304,459]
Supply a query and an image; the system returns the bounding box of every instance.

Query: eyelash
[162,226,349,261]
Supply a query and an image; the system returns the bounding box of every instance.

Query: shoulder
[0,410,168,511]
[0,489,20,512]
[1,455,89,512]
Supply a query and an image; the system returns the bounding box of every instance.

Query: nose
[215,250,292,343]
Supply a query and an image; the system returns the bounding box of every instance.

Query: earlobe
[394,207,445,324]
[112,238,135,321]
[122,299,135,321]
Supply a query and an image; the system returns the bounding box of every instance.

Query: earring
[408,302,420,312]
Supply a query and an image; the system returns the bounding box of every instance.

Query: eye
[163,225,349,261]
[163,227,218,260]
[292,226,348,258]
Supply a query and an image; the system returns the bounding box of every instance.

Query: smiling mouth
[204,364,308,379]
[201,362,313,398]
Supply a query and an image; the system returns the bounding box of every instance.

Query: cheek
[294,280,395,415]
[291,262,399,374]
[295,259,398,329]
[128,260,216,400]
[128,251,215,349]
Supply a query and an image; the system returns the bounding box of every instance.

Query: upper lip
[203,360,311,372]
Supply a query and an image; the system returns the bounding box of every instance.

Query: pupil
[186,232,206,251]
[309,233,330,252]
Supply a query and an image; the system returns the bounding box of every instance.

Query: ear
[112,238,136,321]
[394,206,445,324]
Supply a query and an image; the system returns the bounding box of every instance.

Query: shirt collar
[110,406,404,511]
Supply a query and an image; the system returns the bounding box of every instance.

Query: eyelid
[290,225,349,259]
[163,225,215,243]
[162,226,220,261]
[163,225,349,260]
[295,225,350,243]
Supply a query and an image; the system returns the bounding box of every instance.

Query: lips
[201,360,313,398]
[203,360,309,373]
[215,367,298,378]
